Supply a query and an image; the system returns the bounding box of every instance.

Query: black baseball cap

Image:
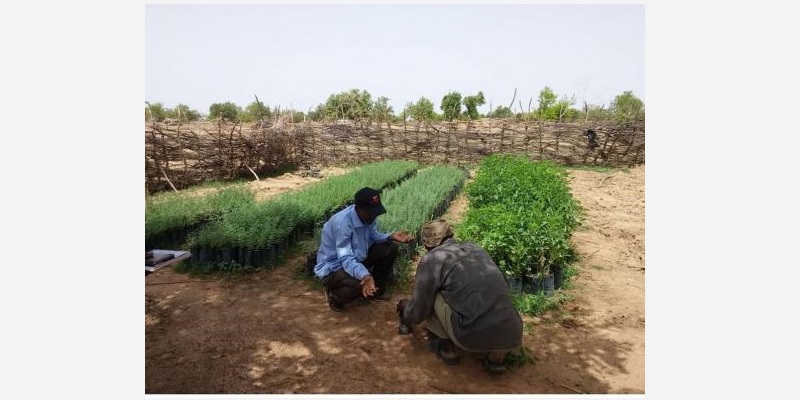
[354,187,387,217]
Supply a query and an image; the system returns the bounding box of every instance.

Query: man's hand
[396,299,409,317]
[391,231,414,244]
[360,275,377,298]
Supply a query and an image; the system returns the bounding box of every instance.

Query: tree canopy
[611,91,644,121]
[462,91,486,120]
[243,100,271,122]
[145,102,201,122]
[208,102,241,121]
[372,96,394,124]
[486,105,513,118]
[405,97,436,122]
[440,91,462,121]
[318,89,374,121]
[145,87,643,124]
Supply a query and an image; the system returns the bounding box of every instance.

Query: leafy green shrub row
[457,155,581,279]
[467,155,580,229]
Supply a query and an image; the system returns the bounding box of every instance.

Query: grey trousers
[424,294,519,363]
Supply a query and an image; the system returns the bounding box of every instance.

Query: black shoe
[325,287,345,312]
[329,300,345,313]
[426,334,460,365]
[398,317,412,335]
[481,358,507,374]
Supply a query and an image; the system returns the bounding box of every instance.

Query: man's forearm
[340,255,369,280]
[403,297,432,325]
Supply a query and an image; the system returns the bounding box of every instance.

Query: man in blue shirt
[314,187,414,312]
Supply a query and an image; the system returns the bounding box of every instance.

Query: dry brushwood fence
[145,118,644,194]
[145,118,305,193]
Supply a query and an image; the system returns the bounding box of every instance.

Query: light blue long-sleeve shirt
[314,205,391,280]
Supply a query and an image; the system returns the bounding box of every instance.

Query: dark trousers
[321,241,398,304]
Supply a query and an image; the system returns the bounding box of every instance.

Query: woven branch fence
[145,118,307,193]
[145,118,644,194]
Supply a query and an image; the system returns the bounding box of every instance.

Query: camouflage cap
[421,219,454,248]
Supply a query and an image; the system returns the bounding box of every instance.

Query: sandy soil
[145,166,645,394]
[246,167,350,202]
[152,167,352,203]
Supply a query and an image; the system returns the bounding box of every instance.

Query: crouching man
[314,187,414,312]
[396,219,523,373]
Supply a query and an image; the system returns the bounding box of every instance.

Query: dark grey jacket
[402,238,523,351]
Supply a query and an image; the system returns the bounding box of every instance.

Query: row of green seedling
[145,186,256,250]
[301,166,465,278]
[377,166,467,276]
[146,161,418,252]
[189,220,310,271]
[187,160,420,271]
[457,154,582,296]
[292,161,418,224]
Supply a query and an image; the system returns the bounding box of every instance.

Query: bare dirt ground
[154,167,352,202]
[246,167,350,202]
[145,166,645,394]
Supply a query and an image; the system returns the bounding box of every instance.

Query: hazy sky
[145,4,644,115]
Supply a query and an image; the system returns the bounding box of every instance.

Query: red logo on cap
[371,195,380,205]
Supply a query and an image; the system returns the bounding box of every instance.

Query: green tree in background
[554,96,579,122]
[583,103,612,121]
[283,109,304,122]
[243,98,272,122]
[441,91,462,121]
[531,87,583,121]
[209,102,241,121]
[372,96,394,127]
[536,87,558,120]
[487,105,514,118]
[307,104,326,121]
[404,97,436,122]
[462,91,486,120]
[318,89,373,121]
[167,104,201,122]
[145,102,167,122]
[145,88,642,124]
[610,91,644,122]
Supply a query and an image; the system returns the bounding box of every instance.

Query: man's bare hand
[361,275,377,298]
[391,231,414,244]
